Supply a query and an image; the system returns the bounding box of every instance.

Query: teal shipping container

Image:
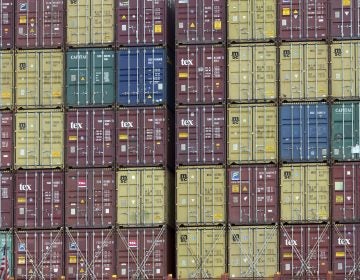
[0,231,12,278]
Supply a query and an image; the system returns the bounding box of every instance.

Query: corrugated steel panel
[0,1,14,49]
[176,166,225,225]
[228,0,276,42]
[177,226,226,279]
[228,44,276,102]
[0,172,12,229]
[280,43,328,101]
[228,165,278,225]
[175,0,225,44]
[0,112,12,169]
[176,45,225,105]
[15,110,64,169]
[0,51,13,108]
[280,164,329,222]
[228,104,277,163]
[65,169,115,228]
[0,231,13,277]
[331,0,360,39]
[15,0,64,48]
[15,170,63,229]
[117,168,173,226]
[16,50,63,108]
[66,49,115,107]
[280,103,329,162]
[67,0,114,46]
[228,225,278,278]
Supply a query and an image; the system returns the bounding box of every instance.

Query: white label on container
[181,144,186,151]
[18,27,23,35]
[282,19,287,26]
[322,149,327,155]
[70,146,75,153]
[347,171,351,175]
[121,145,127,152]
[54,268,58,273]
[179,22,184,29]
[335,11,340,18]
[232,16,238,22]
[19,208,24,215]
[319,18,323,22]
[21,89,25,95]
[156,269,160,274]
[20,149,25,156]
[181,85,186,92]
[105,208,109,214]
[121,269,126,275]
[285,264,290,271]
[334,149,339,155]
[233,144,238,151]
[158,83,163,90]
[351,144,360,154]
[71,208,76,215]
[71,74,76,82]
[105,267,110,271]
[338,263,343,270]
[336,73,341,80]
[178,0,188,4]
[335,182,344,191]
[122,24,127,31]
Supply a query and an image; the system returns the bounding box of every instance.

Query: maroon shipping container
[0,112,12,169]
[175,0,225,44]
[117,226,174,279]
[116,107,174,167]
[280,224,330,278]
[331,0,360,39]
[15,230,64,279]
[65,229,115,279]
[65,169,115,228]
[0,172,12,228]
[15,0,64,48]
[176,45,225,105]
[176,105,225,165]
[15,170,63,229]
[0,1,13,49]
[228,165,278,225]
[278,0,328,41]
[66,108,115,168]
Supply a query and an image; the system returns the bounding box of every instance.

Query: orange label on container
[52,151,60,157]
[214,20,221,30]
[119,134,128,140]
[69,136,77,141]
[283,253,293,258]
[179,132,188,138]
[154,24,162,33]
[282,8,291,16]
[53,91,61,97]
[18,256,26,265]
[17,197,26,203]
[232,184,239,193]
[69,256,77,264]
[336,251,345,257]
[214,213,223,220]
[336,195,344,203]
[343,0,351,6]
[19,15,27,24]
[179,72,188,78]
[1,92,10,98]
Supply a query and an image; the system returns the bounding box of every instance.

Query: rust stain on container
[0,112,12,168]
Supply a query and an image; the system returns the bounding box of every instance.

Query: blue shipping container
[117,47,173,106]
[280,104,329,162]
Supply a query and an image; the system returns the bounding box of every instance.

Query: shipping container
[116,107,173,167]
[228,165,278,225]
[228,104,277,164]
[176,105,225,166]
[0,112,12,169]
[331,0,360,39]
[280,103,329,162]
[228,44,276,102]
[65,169,115,228]
[0,51,13,108]
[278,0,328,41]
[15,110,64,169]
[117,47,174,106]
[280,224,330,277]
[117,226,174,279]
[117,168,173,226]
[177,226,226,279]
[176,166,225,225]
[66,108,115,168]
[228,225,278,278]
[65,228,115,279]
[66,49,115,107]
[280,164,329,222]
[67,0,114,46]
[15,50,63,108]
[15,229,63,279]
[228,0,276,42]
[116,0,174,47]
[0,1,14,49]
[0,231,13,277]
[0,172,12,229]
[176,45,225,105]
[15,0,64,48]
[175,0,225,44]
[15,170,63,229]
[280,43,328,101]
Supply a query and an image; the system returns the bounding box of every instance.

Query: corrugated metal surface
[0,231,12,276]
[0,172,12,229]
[66,49,115,107]
[228,44,276,102]
[280,164,329,222]
[280,103,329,162]
[0,112,12,169]
[176,45,225,105]
[331,0,360,39]
[228,0,276,42]
[280,43,328,101]
[15,0,64,48]
[176,166,225,225]
[228,165,278,225]
[15,110,64,169]
[0,1,14,49]
[228,104,277,163]
[16,50,63,108]
[228,225,278,278]
[66,108,115,168]
[0,51,13,108]
[177,226,226,279]
[65,169,115,228]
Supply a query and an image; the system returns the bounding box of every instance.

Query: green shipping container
[0,231,13,278]
[0,51,13,109]
[66,49,115,106]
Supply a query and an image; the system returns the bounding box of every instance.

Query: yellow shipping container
[0,51,13,108]
[176,166,225,225]
[280,164,329,222]
[16,50,63,108]
[15,110,64,169]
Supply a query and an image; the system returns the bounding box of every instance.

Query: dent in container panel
[0,172,12,229]
[331,0,360,39]
[0,112,12,169]
[0,51,13,109]
[0,1,14,49]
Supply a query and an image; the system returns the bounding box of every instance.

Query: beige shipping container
[15,50,63,108]
[15,110,64,169]
[176,166,225,225]
[117,168,173,226]
[177,226,226,279]
[280,43,328,101]
[228,104,277,164]
[228,0,276,42]
[280,164,329,222]
[67,0,114,46]
[228,44,276,102]
[0,51,13,109]
[228,225,278,278]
